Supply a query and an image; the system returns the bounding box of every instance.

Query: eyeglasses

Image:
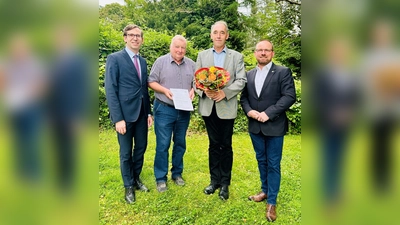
[255,49,273,53]
[126,33,142,39]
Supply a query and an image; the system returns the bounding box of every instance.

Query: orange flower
[208,73,216,81]
[198,73,207,81]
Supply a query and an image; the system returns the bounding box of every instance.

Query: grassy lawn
[99,129,301,224]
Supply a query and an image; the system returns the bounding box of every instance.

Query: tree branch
[276,0,301,6]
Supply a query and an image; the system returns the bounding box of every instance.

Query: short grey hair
[211,21,229,33]
[170,35,187,47]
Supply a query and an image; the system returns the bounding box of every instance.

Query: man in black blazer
[240,40,296,222]
[105,24,153,203]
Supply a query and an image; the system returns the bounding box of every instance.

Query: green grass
[99,130,301,224]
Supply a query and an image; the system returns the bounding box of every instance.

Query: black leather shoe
[134,178,149,192]
[125,186,135,204]
[204,184,221,195]
[219,185,229,200]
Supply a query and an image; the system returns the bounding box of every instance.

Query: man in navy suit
[240,40,296,222]
[105,24,153,203]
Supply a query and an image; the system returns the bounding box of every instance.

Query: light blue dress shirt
[212,46,227,67]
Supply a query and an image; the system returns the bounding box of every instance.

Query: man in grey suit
[195,21,246,200]
[105,24,153,204]
[240,40,296,222]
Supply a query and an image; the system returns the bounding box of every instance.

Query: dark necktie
[133,55,141,80]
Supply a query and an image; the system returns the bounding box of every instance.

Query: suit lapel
[206,49,214,66]
[121,50,141,82]
[259,63,276,97]
[247,69,258,97]
[223,49,232,69]
[121,50,135,70]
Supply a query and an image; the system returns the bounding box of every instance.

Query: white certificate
[170,88,194,111]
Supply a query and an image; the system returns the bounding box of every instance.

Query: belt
[156,98,174,108]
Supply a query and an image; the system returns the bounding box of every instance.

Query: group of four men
[105,21,296,222]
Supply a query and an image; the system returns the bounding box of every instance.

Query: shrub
[287,79,301,134]
[98,22,301,134]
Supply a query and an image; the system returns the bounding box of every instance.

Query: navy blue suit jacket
[105,49,151,124]
[240,63,296,136]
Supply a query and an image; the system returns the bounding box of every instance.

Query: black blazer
[240,63,296,136]
[105,49,151,124]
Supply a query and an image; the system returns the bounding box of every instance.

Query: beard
[257,58,270,65]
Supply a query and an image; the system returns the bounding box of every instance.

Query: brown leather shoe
[266,204,277,222]
[248,191,267,202]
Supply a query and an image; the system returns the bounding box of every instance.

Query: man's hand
[164,88,173,100]
[204,90,226,102]
[257,112,269,123]
[204,90,216,99]
[115,120,126,135]
[189,88,195,100]
[247,110,260,120]
[147,115,153,127]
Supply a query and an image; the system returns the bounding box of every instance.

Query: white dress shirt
[254,62,272,97]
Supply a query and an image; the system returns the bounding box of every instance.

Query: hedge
[98,22,301,134]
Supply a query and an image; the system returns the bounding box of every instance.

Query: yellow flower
[209,66,216,73]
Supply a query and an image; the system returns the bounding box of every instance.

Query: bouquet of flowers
[195,66,230,91]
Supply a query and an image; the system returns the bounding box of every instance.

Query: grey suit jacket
[195,48,246,119]
[240,63,296,136]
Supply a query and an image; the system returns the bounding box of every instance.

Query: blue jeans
[249,133,283,205]
[153,100,190,183]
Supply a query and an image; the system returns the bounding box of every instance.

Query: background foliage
[99,0,301,133]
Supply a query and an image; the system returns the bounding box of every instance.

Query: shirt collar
[169,53,185,64]
[212,46,227,54]
[125,47,139,58]
[256,61,273,71]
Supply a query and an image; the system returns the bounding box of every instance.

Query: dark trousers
[117,105,148,188]
[371,116,395,192]
[53,119,77,192]
[203,105,235,186]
